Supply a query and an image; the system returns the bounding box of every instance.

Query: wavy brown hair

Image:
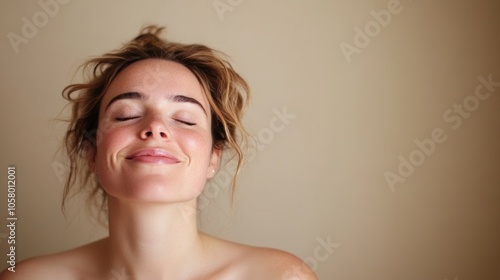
[62,25,249,217]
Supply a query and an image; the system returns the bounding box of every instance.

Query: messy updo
[61,25,249,217]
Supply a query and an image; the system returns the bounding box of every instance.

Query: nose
[140,115,170,140]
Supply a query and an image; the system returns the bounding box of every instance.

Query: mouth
[126,148,181,164]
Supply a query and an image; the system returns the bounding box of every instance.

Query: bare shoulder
[202,234,317,280]
[0,239,106,280]
[0,253,73,280]
[244,247,318,280]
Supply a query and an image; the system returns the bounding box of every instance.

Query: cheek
[95,126,130,161]
[178,130,213,161]
[94,126,133,194]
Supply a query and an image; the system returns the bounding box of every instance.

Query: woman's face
[90,59,219,203]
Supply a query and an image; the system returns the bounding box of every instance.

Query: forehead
[101,59,208,110]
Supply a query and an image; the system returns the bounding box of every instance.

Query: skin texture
[0,59,317,280]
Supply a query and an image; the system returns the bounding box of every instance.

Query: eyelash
[114,116,196,126]
[176,120,196,126]
[115,116,140,122]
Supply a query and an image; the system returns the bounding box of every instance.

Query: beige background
[1,0,500,279]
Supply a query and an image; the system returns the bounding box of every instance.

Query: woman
[1,26,317,279]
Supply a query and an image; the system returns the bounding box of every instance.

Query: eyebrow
[171,94,207,114]
[104,91,207,114]
[105,92,144,111]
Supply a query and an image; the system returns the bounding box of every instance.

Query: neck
[105,196,205,279]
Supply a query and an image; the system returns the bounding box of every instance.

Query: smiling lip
[126,148,180,164]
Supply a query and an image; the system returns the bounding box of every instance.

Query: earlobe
[207,147,221,179]
[86,144,97,174]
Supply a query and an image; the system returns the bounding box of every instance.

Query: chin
[103,176,205,204]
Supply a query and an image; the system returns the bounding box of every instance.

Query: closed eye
[176,119,196,126]
[115,116,140,122]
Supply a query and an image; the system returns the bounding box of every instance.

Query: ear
[85,142,97,174]
[206,146,221,179]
